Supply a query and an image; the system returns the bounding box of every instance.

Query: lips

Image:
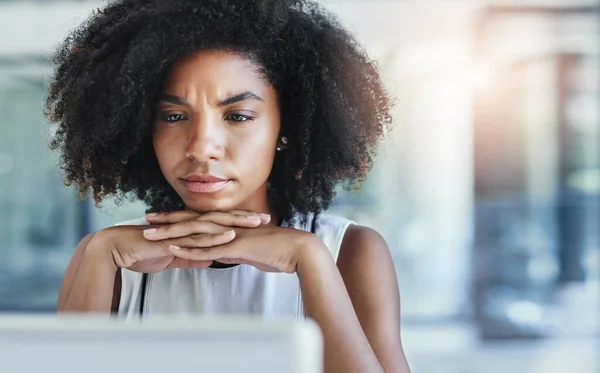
[181,174,230,193]
[183,174,227,183]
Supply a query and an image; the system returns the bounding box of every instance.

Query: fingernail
[146,213,159,218]
[222,230,235,235]
[169,245,181,251]
[143,228,158,235]
[260,213,271,221]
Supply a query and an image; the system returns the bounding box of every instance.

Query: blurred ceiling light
[506,300,545,326]
[567,169,600,194]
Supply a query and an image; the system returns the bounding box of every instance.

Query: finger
[228,210,272,224]
[196,212,263,228]
[168,242,238,262]
[146,210,271,226]
[168,242,284,272]
[196,210,270,225]
[167,230,236,248]
[145,210,200,224]
[143,220,229,240]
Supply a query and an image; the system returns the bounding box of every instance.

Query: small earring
[277,136,289,152]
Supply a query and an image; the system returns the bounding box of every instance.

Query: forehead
[162,50,269,91]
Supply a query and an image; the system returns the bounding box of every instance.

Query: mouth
[181,174,231,194]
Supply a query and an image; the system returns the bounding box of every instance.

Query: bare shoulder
[336,224,399,312]
[337,224,394,269]
[337,224,411,373]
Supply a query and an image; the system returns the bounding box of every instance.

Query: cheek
[152,134,179,173]
[231,131,277,176]
[236,140,275,166]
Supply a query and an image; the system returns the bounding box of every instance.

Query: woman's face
[152,50,281,213]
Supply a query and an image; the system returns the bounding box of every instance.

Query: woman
[47,0,410,372]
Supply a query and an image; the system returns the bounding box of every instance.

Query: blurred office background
[0,0,598,372]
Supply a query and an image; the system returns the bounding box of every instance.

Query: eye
[162,113,187,122]
[226,113,254,123]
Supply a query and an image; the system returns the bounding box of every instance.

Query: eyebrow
[158,94,189,106]
[157,91,264,107]
[218,91,264,106]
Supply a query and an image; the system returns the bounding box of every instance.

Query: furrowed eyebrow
[217,91,263,106]
[158,94,189,106]
[157,91,263,107]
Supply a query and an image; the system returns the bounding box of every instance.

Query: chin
[182,196,237,213]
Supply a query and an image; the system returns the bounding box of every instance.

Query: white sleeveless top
[115,213,354,320]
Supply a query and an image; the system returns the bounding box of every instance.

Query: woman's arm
[337,225,410,372]
[58,212,258,313]
[297,225,410,373]
[57,233,120,313]
[57,232,96,311]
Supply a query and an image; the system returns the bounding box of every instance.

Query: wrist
[295,233,331,272]
[84,230,120,273]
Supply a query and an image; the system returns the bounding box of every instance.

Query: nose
[184,116,226,162]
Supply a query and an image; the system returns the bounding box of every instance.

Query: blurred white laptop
[0,315,323,373]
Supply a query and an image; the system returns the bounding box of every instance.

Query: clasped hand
[103,210,319,274]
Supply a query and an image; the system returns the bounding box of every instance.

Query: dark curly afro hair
[45,0,393,222]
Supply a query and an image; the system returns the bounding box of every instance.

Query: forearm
[59,235,118,313]
[297,241,384,373]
